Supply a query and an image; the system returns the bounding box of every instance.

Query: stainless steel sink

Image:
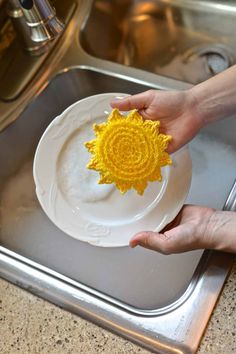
[0,67,203,311]
[0,1,236,353]
[1,66,236,353]
[80,0,236,84]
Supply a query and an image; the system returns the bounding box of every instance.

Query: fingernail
[129,237,140,248]
[111,96,125,104]
[130,241,138,248]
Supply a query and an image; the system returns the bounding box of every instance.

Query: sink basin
[80,0,236,84]
[0,68,202,311]
[0,66,236,353]
[0,1,236,351]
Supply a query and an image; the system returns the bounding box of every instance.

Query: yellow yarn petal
[108,108,123,122]
[85,109,172,195]
[84,139,96,153]
[93,122,107,136]
[126,109,143,123]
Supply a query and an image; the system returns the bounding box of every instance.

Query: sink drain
[205,51,229,75]
[183,44,235,77]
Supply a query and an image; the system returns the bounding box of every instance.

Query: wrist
[186,86,209,130]
[188,65,236,127]
[203,210,236,253]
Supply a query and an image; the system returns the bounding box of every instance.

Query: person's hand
[111,90,204,153]
[129,205,236,254]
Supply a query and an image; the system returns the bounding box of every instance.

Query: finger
[110,90,154,111]
[130,226,197,254]
[130,231,174,254]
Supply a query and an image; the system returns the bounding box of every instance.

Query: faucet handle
[19,0,64,42]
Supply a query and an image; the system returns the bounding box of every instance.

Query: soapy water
[0,161,40,237]
[57,120,115,204]
[187,134,236,209]
[0,116,167,230]
[55,116,167,225]
[0,132,236,238]
[0,161,38,212]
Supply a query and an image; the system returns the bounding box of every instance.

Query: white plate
[33,93,192,247]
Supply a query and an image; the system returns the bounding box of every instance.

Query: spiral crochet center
[85,108,172,195]
[99,122,156,180]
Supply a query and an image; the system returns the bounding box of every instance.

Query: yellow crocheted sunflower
[85,109,172,195]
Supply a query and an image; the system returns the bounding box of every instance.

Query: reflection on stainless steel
[182,44,235,76]
[80,0,236,84]
[7,0,47,53]
[224,179,236,212]
[0,1,236,353]
[0,0,75,100]
[19,0,64,43]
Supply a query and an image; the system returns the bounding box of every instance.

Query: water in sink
[0,68,235,311]
[0,156,201,310]
[1,121,236,310]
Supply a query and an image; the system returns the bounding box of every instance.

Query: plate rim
[33,93,192,247]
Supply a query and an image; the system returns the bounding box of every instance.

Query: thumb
[129,224,197,254]
[129,231,174,255]
[110,91,153,111]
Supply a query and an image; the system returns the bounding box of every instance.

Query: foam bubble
[57,120,114,205]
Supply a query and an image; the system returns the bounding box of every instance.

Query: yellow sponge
[85,109,172,195]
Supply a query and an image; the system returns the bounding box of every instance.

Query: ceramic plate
[33,93,192,247]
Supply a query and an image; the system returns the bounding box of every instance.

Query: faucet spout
[18,0,64,42]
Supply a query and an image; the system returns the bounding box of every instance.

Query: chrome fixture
[6,0,64,53]
[0,0,74,100]
[18,0,64,43]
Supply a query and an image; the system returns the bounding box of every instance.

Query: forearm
[189,64,236,126]
[205,211,236,253]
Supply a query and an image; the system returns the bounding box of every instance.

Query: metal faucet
[0,0,72,102]
[7,0,64,53]
[18,0,64,42]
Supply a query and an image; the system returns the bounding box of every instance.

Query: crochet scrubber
[85,109,172,195]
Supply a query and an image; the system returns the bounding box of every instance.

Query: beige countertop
[0,262,235,354]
